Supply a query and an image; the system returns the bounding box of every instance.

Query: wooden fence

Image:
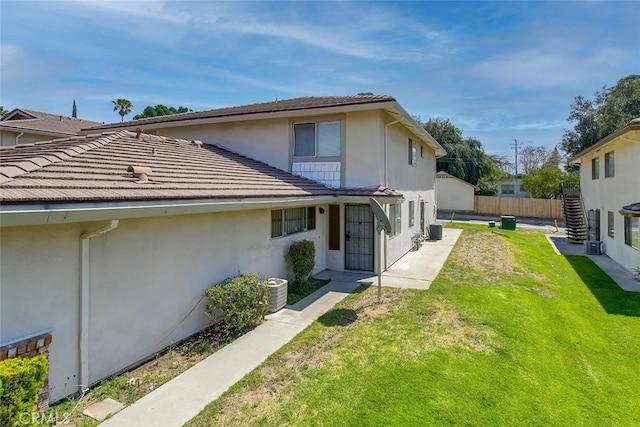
[474,196,564,219]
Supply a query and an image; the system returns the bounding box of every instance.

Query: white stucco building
[1,95,445,403]
[569,118,640,272]
[436,171,476,212]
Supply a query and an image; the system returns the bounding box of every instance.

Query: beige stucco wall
[578,131,640,272]
[383,118,438,268]
[343,110,385,188]
[1,205,327,402]
[158,119,291,171]
[0,130,58,146]
[436,176,475,211]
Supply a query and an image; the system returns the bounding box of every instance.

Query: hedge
[0,354,48,426]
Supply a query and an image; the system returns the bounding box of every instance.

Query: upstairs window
[604,151,615,178]
[408,139,417,166]
[591,157,599,179]
[294,121,341,157]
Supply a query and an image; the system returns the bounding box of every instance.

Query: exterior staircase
[560,185,587,244]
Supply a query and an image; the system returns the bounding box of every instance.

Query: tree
[72,100,77,118]
[520,146,549,175]
[423,118,491,186]
[112,99,133,122]
[0,106,8,117]
[476,164,508,196]
[133,104,192,120]
[561,74,640,158]
[521,167,579,199]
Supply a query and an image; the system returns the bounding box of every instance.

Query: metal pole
[377,228,382,304]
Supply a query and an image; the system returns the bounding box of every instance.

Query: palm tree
[112,99,133,122]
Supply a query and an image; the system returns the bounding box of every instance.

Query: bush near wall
[205,274,269,332]
[0,354,48,426]
[285,240,316,290]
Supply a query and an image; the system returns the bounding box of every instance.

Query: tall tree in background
[112,99,133,122]
[423,118,491,186]
[72,100,77,118]
[521,167,579,199]
[0,106,8,117]
[561,74,640,158]
[520,145,550,175]
[133,104,192,120]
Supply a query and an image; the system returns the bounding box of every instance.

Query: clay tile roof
[0,131,337,204]
[83,95,396,131]
[1,108,101,136]
[335,186,403,198]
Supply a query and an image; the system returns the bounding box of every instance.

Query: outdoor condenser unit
[584,240,601,255]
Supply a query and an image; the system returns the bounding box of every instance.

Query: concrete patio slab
[82,398,124,422]
[546,234,640,292]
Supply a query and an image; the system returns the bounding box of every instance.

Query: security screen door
[345,205,374,271]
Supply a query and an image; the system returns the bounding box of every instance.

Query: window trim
[389,203,402,237]
[501,184,515,195]
[271,206,316,238]
[604,151,615,178]
[408,138,417,166]
[624,216,639,250]
[591,157,599,180]
[293,120,342,158]
[409,201,415,227]
[607,211,614,238]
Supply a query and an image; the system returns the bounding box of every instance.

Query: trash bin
[488,221,495,228]
[429,224,443,240]
[501,216,516,230]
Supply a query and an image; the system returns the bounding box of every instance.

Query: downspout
[79,220,119,393]
[15,132,24,145]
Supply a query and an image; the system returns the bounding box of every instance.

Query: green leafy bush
[205,274,269,332]
[0,354,48,426]
[285,240,316,289]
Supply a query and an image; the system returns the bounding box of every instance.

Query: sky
[1,1,638,161]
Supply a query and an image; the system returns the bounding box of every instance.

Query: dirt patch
[422,298,496,353]
[453,230,517,273]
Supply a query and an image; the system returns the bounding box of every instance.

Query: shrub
[0,354,48,426]
[285,240,316,287]
[205,274,269,332]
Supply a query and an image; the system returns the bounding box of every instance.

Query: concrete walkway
[546,235,640,292]
[100,230,462,426]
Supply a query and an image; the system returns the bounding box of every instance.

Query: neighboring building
[496,175,529,198]
[1,95,444,403]
[436,171,475,212]
[0,108,101,146]
[568,118,640,272]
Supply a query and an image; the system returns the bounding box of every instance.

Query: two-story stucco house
[0,108,100,146]
[83,95,446,271]
[1,95,445,403]
[568,118,640,272]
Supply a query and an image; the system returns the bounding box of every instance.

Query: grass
[286,278,331,305]
[186,224,640,426]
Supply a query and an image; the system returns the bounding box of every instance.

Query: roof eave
[385,102,447,157]
[568,120,640,164]
[0,125,75,137]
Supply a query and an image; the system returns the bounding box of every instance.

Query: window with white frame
[408,139,417,166]
[604,151,615,178]
[607,211,615,238]
[389,203,402,237]
[294,121,341,157]
[624,216,639,249]
[271,207,316,238]
[409,201,415,227]
[592,157,599,179]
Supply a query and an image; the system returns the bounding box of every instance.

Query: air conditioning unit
[267,278,288,313]
[585,240,601,255]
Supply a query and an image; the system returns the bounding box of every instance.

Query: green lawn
[187,224,640,426]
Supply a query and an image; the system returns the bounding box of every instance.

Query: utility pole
[510,139,520,176]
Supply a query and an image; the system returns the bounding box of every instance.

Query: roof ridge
[0,131,126,184]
